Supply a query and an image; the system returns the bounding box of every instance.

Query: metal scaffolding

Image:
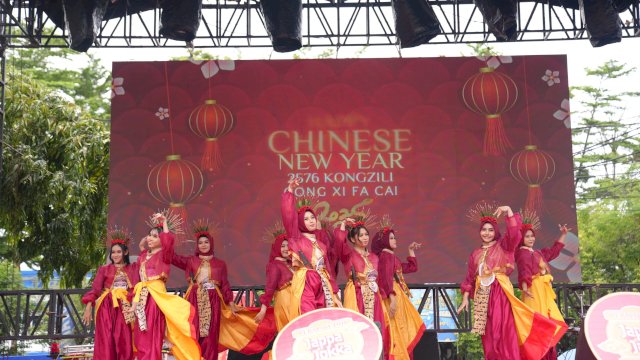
[0,0,638,50]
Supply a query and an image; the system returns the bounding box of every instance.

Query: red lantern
[462,67,518,156]
[147,154,204,226]
[188,99,236,172]
[509,145,556,211]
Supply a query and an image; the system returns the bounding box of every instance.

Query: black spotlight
[391,0,441,48]
[61,0,110,52]
[474,0,518,41]
[160,0,203,42]
[260,0,303,52]
[579,0,622,47]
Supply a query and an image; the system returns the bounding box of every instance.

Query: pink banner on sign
[272,308,383,360]
[109,57,579,286]
[584,292,640,359]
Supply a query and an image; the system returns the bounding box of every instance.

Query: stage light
[474,0,518,41]
[61,0,110,52]
[391,0,441,48]
[260,0,303,52]
[159,0,203,42]
[579,0,622,47]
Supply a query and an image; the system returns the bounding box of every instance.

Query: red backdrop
[109,56,579,286]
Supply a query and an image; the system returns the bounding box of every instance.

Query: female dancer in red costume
[82,227,137,360]
[130,212,201,360]
[254,223,295,331]
[371,220,425,360]
[457,204,563,360]
[515,215,569,360]
[333,216,390,359]
[172,219,276,359]
[281,177,341,314]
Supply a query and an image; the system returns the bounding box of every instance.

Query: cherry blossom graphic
[476,55,513,69]
[155,107,169,120]
[553,99,571,128]
[542,70,561,86]
[198,60,236,79]
[111,77,125,99]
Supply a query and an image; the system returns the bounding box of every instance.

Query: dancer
[457,203,563,360]
[172,219,276,359]
[254,223,295,331]
[281,177,341,315]
[333,214,390,359]
[130,212,201,360]
[81,227,137,360]
[515,213,569,360]
[371,218,426,360]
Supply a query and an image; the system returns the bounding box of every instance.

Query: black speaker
[578,0,622,47]
[391,0,441,48]
[160,0,203,42]
[61,0,110,52]
[411,331,440,360]
[473,0,518,41]
[227,350,265,360]
[227,339,273,360]
[259,0,303,52]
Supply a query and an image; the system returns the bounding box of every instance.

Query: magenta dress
[172,254,233,360]
[281,191,337,313]
[82,264,138,360]
[134,233,172,360]
[460,214,523,360]
[260,260,294,307]
[516,240,566,360]
[515,240,565,293]
[333,228,390,359]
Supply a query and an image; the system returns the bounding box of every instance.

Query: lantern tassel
[525,185,543,212]
[202,138,224,172]
[484,114,513,156]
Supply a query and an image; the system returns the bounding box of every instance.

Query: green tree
[570,60,640,283]
[0,72,109,287]
[571,60,640,197]
[6,32,111,122]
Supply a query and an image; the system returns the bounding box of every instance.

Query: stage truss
[0,0,639,49]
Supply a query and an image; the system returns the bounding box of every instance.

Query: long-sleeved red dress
[82,264,138,360]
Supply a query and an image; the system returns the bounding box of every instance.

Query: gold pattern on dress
[472,247,491,335]
[355,250,377,320]
[196,286,212,337]
[193,259,214,337]
[112,268,134,324]
[135,287,149,331]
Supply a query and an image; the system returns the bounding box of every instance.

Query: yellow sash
[524,274,565,325]
[133,280,201,360]
[384,282,425,360]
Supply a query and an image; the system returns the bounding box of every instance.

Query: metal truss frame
[0,1,639,50]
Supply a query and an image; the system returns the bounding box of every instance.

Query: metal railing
[1,283,639,342]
